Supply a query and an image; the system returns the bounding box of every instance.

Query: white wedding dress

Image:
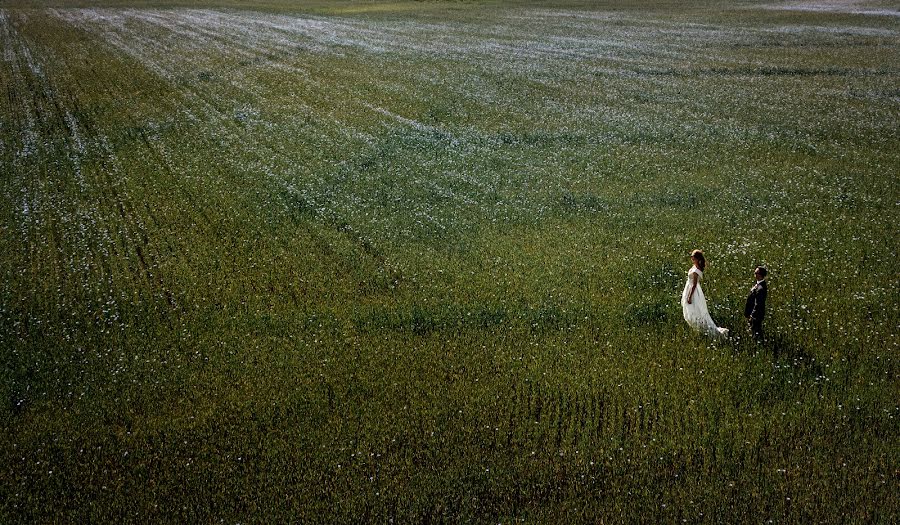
[681,267,729,339]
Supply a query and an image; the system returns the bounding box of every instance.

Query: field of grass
[1,0,898,521]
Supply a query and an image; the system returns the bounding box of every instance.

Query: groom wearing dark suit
[745,266,768,340]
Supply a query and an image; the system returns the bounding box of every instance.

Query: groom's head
[754,266,768,280]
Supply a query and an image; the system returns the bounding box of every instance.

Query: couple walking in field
[681,249,767,341]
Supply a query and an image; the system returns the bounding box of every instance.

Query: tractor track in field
[54,8,411,295]
[1,11,182,317]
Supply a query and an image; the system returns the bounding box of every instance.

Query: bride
[682,249,729,339]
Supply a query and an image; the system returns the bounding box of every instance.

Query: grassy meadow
[1,0,898,521]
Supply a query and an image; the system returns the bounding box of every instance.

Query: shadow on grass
[732,327,824,377]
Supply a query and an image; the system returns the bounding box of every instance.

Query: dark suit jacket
[744,280,767,320]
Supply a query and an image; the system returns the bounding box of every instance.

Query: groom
[744,266,768,340]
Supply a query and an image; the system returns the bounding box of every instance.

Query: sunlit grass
[1,0,898,522]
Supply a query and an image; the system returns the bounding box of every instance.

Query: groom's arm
[757,286,767,314]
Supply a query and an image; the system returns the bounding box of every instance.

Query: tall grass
[1,0,897,522]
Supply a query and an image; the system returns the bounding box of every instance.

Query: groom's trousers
[748,317,764,340]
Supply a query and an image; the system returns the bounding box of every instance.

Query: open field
[1,0,898,521]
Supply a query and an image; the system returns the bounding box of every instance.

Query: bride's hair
[691,249,706,271]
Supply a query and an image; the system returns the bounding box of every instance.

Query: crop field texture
[1,0,898,522]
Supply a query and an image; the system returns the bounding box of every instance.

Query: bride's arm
[687,273,698,304]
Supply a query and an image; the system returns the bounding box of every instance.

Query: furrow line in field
[52,9,420,282]
[1,12,172,331]
[52,7,239,245]
[51,6,896,253]
[761,2,900,17]
[54,8,392,136]
[1,12,65,281]
[60,8,720,91]
[54,9,316,134]
[52,9,486,247]
[120,11,560,202]
[54,8,644,140]
[1,13,37,164]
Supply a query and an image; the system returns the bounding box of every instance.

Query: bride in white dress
[682,249,729,339]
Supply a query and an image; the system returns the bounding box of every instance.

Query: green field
[1,0,898,521]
